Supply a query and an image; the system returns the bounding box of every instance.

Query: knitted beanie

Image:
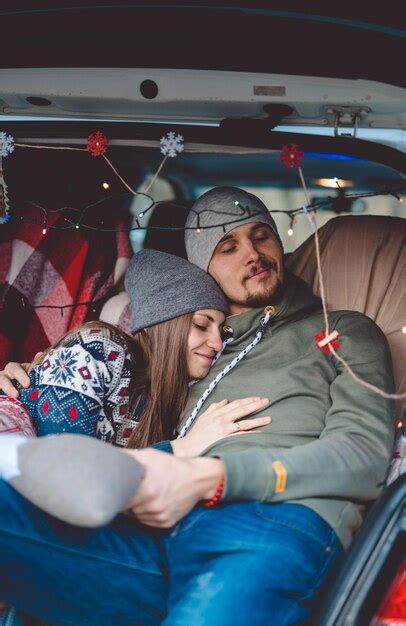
[125,249,229,333]
[185,186,280,271]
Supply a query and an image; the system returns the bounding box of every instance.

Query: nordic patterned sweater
[19,326,139,447]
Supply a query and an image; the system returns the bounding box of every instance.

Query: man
[0,187,395,626]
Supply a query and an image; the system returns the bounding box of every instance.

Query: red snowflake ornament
[87,131,108,157]
[315,330,340,354]
[279,144,304,169]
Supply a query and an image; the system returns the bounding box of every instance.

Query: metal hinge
[325,106,371,138]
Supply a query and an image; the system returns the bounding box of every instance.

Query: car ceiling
[0,2,405,87]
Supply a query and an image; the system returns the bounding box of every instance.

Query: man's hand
[122,448,225,528]
[0,360,34,397]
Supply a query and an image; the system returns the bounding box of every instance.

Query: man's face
[208,222,284,314]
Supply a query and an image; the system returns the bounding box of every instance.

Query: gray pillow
[0,434,144,527]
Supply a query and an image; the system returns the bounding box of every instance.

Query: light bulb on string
[42,227,47,235]
[102,182,110,190]
[287,215,296,237]
[196,217,201,233]
[138,212,144,218]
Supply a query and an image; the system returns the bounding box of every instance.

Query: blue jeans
[0,480,342,626]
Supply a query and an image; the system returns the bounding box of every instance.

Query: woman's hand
[0,361,32,398]
[171,397,271,457]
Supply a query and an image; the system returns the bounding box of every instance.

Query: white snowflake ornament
[160,132,184,158]
[0,132,15,158]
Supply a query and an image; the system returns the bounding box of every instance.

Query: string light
[42,227,47,235]
[102,182,110,190]
[388,190,404,204]
[4,185,405,236]
[287,215,296,236]
[27,298,109,317]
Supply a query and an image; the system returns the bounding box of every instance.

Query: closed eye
[253,233,270,242]
[194,323,207,331]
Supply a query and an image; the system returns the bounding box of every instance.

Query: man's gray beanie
[125,249,229,333]
[185,186,280,271]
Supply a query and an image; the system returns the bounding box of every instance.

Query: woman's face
[187,309,226,380]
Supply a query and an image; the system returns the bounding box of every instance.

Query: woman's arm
[19,327,134,446]
[171,397,271,457]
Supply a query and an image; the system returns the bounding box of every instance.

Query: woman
[0,249,270,455]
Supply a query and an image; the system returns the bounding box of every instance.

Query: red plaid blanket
[0,202,132,368]
[0,397,36,436]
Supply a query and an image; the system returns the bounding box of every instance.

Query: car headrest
[286,215,405,418]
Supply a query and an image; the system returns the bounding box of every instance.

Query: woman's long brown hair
[126,313,193,448]
[29,315,193,448]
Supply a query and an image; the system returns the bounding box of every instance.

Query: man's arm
[123,448,224,527]
[211,314,396,504]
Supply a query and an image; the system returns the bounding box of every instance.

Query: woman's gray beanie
[125,249,229,334]
[185,186,280,271]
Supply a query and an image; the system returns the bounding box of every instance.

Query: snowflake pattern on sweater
[19,326,139,447]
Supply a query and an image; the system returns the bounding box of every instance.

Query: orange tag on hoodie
[272,461,287,493]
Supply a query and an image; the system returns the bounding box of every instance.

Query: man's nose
[241,239,261,264]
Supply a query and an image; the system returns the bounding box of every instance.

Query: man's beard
[233,259,285,308]
[245,276,284,308]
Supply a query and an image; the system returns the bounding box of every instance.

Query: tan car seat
[286,215,405,420]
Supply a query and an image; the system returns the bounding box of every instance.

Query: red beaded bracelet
[203,478,225,508]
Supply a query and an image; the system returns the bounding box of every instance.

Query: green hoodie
[180,271,395,548]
